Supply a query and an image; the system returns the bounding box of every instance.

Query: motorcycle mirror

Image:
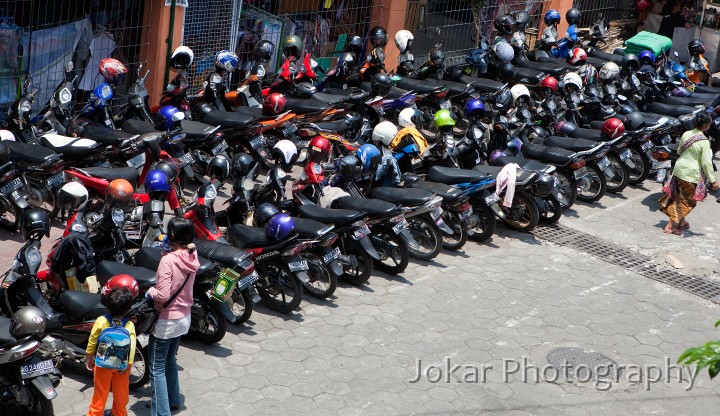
[242,178,255,191]
[65,61,74,73]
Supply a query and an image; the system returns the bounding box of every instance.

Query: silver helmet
[12,306,46,338]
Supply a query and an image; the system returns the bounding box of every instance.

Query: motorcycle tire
[406,216,443,261]
[230,286,254,325]
[468,202,497,242]
[302,251,337,299]
[189,300,228,344]
[0,196,21,232]
[371,226,410,275]
[339,238,373,285]
[555,170,578,209]
[626,146,650,185]
[577,163,607,203]
[539,196,562,224]
[129,345,150,390]
[500,191,540,232]
[441,211,468,251]
[256,260,303,313]
[605,153,629,194]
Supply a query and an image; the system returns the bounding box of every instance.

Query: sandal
[679,222,690,230]
[664,227,684,235]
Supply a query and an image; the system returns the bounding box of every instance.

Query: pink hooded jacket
[146,249,200,320]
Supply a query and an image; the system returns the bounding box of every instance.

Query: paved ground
[4,179,720,415]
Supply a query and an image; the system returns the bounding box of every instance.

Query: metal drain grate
[533,224,720,302]
[546,348,621,381]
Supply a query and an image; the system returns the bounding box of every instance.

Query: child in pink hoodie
[145,218,199,416]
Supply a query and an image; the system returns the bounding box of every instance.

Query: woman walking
[659,112,719,235]
[146,218,199,415]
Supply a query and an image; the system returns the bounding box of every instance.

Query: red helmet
[263,93,287,116]
[566,48,587,66]
[601,118,625,139]
[307,136,331,163]
[101,274,140,299]
[540,76,559,93]
[99,58,127,84]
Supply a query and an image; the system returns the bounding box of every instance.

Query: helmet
[372,121,399,146]
[106,179,134,205]
[253,40,275,62]
[155,159,182,184]
[671,86,691,97]
[489,149,508,164]
[100,274,140,299]
[356,144,381,171]
[265,213,295,242]
[371,73,393,96]
[670,62,688,79]
[0,130,15,141]
[494,42,514,63]
[526,125,550,140]
[254,203,280,227]
[554,120,577,135]
[566,48,587,65]
[566,8,581,24]
[368,26,388,47]
[20,208,50,241]
[623,111,646,131]
[561,72,583,92]
[464,98,486,119]
[541,76,559,93]
[98,58,127,84]
[157,105,184,131]
[272,140,298,168]
[429,47,445,67]
[598,62,620,81]
[283,35,303,59]
[145,170,170,193]
[207,155,230,181]
[169,46,194,71]
[346,35,364,56]
[688,39,705,55]
[231,153,256,178]
[308,136,331,163]
[11,307,46,339]
[263,93,287,116]
[214,50,239,73]
[433,109,456,128]
[395,30,414,53]
[601,117,625,139]
[507,137,523,152]
[494,14,516,35]
[544,9,561,25]
[621,53,639,72]
[494,89,513,113]
[57,182,89,216]
[510,84,530,106]
[398,108,423,128]
[638,50,655,66]
[514,11,530,29]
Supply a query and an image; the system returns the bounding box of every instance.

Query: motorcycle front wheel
[406,216,443,261]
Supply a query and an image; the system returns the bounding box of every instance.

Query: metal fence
[0,0,150,120]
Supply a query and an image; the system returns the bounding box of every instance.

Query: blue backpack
[95,315,132,371]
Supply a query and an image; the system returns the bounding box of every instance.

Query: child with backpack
[85,274,139,416]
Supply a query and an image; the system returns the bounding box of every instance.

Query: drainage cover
[546,347,621,381]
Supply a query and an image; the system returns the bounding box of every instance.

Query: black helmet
[21,208,50,241]
[429,47,446,68]
[283,35,303,59]
[621,53,639,72]
[688,39,705,55]
[155,159,182,183]
[447,65,464,81]
[254,203,280,227]
[345,35,363,56]
[231,153,256,178]
[566,8,581,24]
[207,155,230,181]
[192,102,215,119]
[494,89,513,114]
[623,111,646,131]
[514,11,531,29]
[253,40,275,62]
[371,73,393,96]
[494,14,516,35]
[368,26,388,47]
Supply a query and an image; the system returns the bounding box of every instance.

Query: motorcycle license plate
[485,193,500,206]
[249,135,265,149]
[20,359,54,379]
[237,270,260,288]
[283,123,298,137]
[126,153,146,168]
[553,176,560,186]
[178,152,194,168]
[440,100,452,110]
[392,219,408,234]
[431,206,443,220]
[597,157,611,171]
[641,141,653,151]
[0,178,22,196]
[619,149,632,161]
[574,167,588,179]
[47,172,65,188]
[211,140,228,155]
[288,259,309,272]
[323,247,340,263]
[354,224,371,239]
[654,160,672,169]
[297,140,309,148]
[460,206,473,220]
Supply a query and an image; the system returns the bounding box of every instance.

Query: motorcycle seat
[658,95,711,106]
[4,141,60,165]
[536,56,576,70]
[494,156,551,172]
[229,224,296,250]
[96,261,157,289]
[193,238,251,266]
[458,75,504,93]
[58,290,107,321]
[386,86,411,99]
[322,88,355,97]
[312,92,347,105]
[309,120,349,133]
[647,102,699,117]
[298,205,366,225]
[586,56,609,70]
[197,109,256,130]
[0,318,16,347]
[75,166,139,182]
[292,217,334,238]
[515,59,564,77]
[40,134,98,157]
[122,119,156,135]
[437,80,470,95]
[693,85,720,94]
[507,67,547,85]
[405,180,463,202]
[635,112,677,125]
[543,136,599,152]
[83,124,138,145]
[588,49,623,64]
[134,247,216,277]
[180,119,220,140]
[233,106,264,118]
[372,187,434,206]
[427,166,492,185]
[333,196,398,217]
[472,164,535,184]
[395,77,444,94]
[285,97,330,114]
[569,127,604,141]
[523,143,576,164]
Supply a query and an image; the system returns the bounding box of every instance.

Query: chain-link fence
[0,0,150,120]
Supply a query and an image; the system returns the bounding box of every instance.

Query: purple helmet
[671,87,691,97]
[489,149,507,164]
[464,98,486,119]
[554,120,577,135]
[157,105,184,130]
[145,170,170,193]
[265,213,295,241]
[638,50,655,66]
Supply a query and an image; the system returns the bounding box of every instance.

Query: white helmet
[0,130,15,141]
[598,62,620,81]
[561,72,583,92]
[394,30,414,54]
[494,42,514,63]
[510,84,531,105]
[58,182,89,216]
[398,108,422,128]
[169,46,194,71]
[272,139,298,168]
[372,121,399,146]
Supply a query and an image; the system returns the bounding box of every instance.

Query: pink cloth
[146,250,199,320]
[495,164,519,208]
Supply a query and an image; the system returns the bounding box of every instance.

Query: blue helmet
[544,10,561,25]
[157,105,184,131]
[215,50,239,73]
[671,62,688,79]
[265,213,295,242]
[464,97,486,119]
[146,170,170,193]
[638,50,655,66]
[356,144,381,171]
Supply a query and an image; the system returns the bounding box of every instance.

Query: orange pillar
[140,0,185,107]
[539,0,575,41]
[371,0,409,72]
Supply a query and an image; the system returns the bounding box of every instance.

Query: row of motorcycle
[2,7,720,414]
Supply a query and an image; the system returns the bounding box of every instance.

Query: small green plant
[678,319,720,379]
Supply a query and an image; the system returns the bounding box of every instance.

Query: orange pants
[86,366,130,416]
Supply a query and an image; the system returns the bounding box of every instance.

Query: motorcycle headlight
[25,246,42,274]
[59,88,72,104]
[101,85,113,99]
[111,208,125,227]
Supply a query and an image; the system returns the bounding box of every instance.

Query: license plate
[660,135,671,145]
[20,359,54,379]
[353,224,371,239]
[430,206,443,220]
[440,100,452,110]
[392,219,408,234]
[619,149,632,161]
[597,156,611,171]
[0,177,22,196]
[178,152,194,168]
[249,135,265,149]
[654,160,672,169]
[288,259,309,272]
[297,140,309,148]
[283,123,298,137]
[574,166,587,179]
[323,247,340,263]
[459,206,473,220]
[126,153,146,168]
[47,172,65,188]
[236,270,260,288]
[211,140,228,155]
[553,176,560,186]
[641,141,653,151]
[484,193,500,206]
